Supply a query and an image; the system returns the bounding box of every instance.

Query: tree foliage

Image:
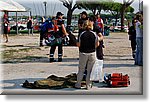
[76,0,114,15]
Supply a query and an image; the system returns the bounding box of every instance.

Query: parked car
[10,23,27,30]
[109,22,128,32]
[114,23,128,32]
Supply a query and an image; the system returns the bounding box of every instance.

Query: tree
[106,2,134,26]
[59,0,78,26]
[77,0,114,16]
[109,2,122,26]
[120,0,134,31]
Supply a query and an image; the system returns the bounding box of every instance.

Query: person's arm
[61,24,68,36]
[78,24,82,29]
[78,19,83,29]
[97,32,103,41]
[95,40,99,48]
[95,33,100,48]
[76,42,80,47]
[101,19,104,33]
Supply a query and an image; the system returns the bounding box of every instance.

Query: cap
[56,12,64,17]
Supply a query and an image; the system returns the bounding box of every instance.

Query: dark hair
[136,14,141,21]
[56,12,64,19]
[89,15,96,22]
[80,11,87,17]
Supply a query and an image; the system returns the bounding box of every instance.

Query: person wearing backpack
[49,12,68,62]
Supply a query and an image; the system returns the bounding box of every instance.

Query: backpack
[104,73,130,87]
[42,19,62,46]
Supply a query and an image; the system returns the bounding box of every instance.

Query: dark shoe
[74,83,81,89]
[40,44,43,47]
[50,58,55,63]
[58,58,62,62]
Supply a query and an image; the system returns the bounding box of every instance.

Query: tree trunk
[115,12,119,26]
[67,9,72,26]
[121,5,125,31]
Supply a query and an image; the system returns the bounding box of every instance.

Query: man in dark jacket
[128,19,136,58]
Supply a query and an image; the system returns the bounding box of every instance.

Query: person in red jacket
[95,13,104,35]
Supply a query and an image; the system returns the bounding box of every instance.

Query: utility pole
[43,1,47,19]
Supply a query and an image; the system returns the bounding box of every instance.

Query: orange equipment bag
[104,73,130,87]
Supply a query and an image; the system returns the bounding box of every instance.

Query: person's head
[56,12,64,19]
[96,13,100,19]
[80,11,87,19]
[132,18,136,26]
[83,20,93,30]
[135,14,143,22]
[89,15,95,25]
[4,11,8,19]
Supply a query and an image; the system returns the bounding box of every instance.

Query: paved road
[0,32,142,95]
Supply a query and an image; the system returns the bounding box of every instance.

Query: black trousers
[131,39,136,52]
[50,44,63,59]
[96,41,104,60]
[40,31,44,46]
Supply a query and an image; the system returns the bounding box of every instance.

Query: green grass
[9,30,39,34]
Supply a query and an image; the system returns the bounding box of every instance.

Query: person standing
[39,17,46,46]
[78,11,88,40]
[135,14,143,66]
[3,11,9,43]
[27,17,33,35]
[95,13,104,35]
[128,19,136,58]
[75,20,99,90]
[49,12,68,62]
[89,16,104,82]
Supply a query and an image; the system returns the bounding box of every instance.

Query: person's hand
[66,35,70,41]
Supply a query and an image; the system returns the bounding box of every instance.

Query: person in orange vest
[49,12,68,62]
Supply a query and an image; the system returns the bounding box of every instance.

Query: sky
[9,0,142,16]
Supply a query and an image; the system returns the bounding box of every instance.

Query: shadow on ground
[2,57,78,64]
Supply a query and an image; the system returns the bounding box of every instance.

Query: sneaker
[58,58,62,62]
[86,83,93,90]
[50,58,55,63]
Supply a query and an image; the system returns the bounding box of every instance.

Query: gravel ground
[0,32,142,95]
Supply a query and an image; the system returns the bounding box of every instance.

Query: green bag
[45,36,62,46]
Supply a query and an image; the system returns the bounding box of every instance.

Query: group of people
[75,11,104,89]
[128,12,143,66]
[39,11,104,89]
[2,11,33,43]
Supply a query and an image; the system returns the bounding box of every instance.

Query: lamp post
[139,0,140,12]
[43,1,47,18]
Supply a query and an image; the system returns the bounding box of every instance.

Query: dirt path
[0,32,142,95]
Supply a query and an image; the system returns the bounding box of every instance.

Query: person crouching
[75,20,99,90]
